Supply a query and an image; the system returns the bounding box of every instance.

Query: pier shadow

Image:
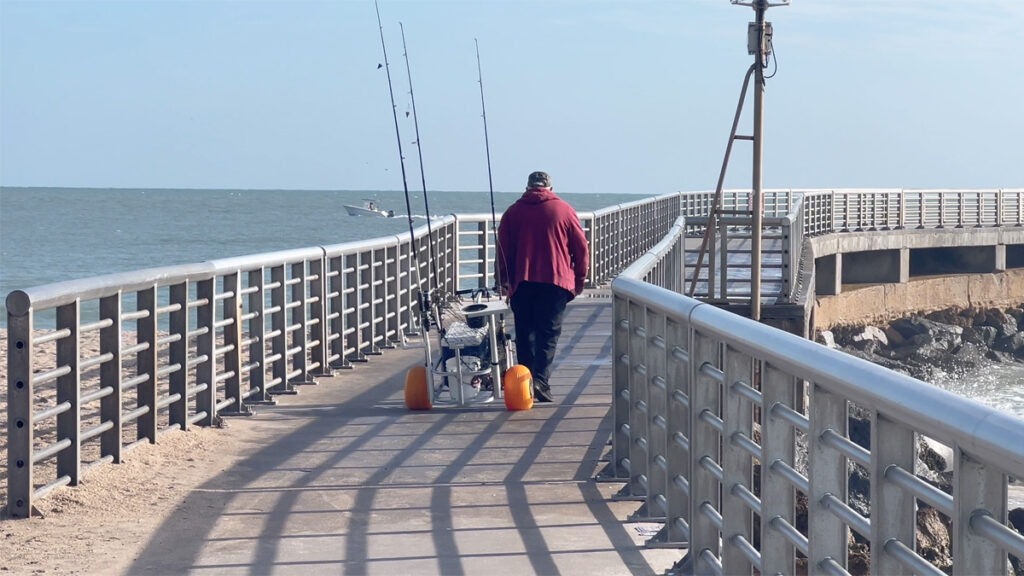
[126,302,676,575]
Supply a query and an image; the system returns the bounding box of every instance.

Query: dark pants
[510,281,571,390]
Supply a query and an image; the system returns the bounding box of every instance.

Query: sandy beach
[0,328,248,574]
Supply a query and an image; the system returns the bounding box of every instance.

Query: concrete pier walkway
[125,300,684,575]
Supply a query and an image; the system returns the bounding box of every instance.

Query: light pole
[732,0,788,321]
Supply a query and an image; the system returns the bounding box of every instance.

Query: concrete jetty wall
[813,269,1024,330]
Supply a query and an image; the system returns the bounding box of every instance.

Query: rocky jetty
[816,305,1024,575]
[819,305,1024,381]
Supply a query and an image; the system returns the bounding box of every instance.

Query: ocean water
[2,187,1022,419]
[0,187,639,311]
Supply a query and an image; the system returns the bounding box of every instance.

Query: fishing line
[374,1,415,244]
[475,38,507,296]
[374,1,434,333]
[400,23,442,302]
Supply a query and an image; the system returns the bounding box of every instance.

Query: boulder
[963,325,998,347]
[884,325,907,347]
[926,308,972,328]
[817,330,836,348]
[1010,508,1024,575]
[890,316,935,340]
[851,325,888,348]
[996,332,1024,354]
[979,308,1018,339]
[917,505,953,572]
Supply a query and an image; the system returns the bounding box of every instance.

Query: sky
[1,0,1021,195]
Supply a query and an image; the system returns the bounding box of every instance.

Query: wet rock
[817,330,836,348]
[851,325,888,349]
[917,505,953,572]
[963,325,998,347]
[1008,307,1024,327]
[979,309,1018,339]
[890,316,935,340]
[884,325,907,347]
[926,308,972,328]
[1011,508,1024,575]
[848,415,871,450]
[828,306,1021,387]
[996,332,1024,354]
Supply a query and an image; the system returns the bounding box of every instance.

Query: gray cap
[527,171,552,189]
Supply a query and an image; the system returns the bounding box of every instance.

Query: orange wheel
[405,365,432,410]
[503,365,533,411]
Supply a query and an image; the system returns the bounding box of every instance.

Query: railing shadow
[126,302,668,575]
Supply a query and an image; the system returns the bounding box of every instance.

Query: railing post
[384,243,400,344]
[397,240,416,336]
[627,300,650,500]
[953,450,1007,575]
[721,347,755,575]
[370,249,386,353]
[195,278,216,425]
[342,254,360,363]
[662,316,691,546]
[7,305,35,518]
[222,272,245,414]
[292,261,312,381]
[247,268,271,402]
[707,220,717,300]
[996,188,1003,226]
[808,383,848,571]
[476,220,488,288]
[760,364,797,575]
[607,295,631,481]
[99,294,123,462]
[645,309,669,524]
[451,218,463,291]
[870,413,916,574]
[690,331,723,570]
[719,219,729,301]
[354,252,370,358]
[310,255,331,371]
[168,282,189,429]
[56,301,81,485]
[582,215,597,287]
[136,285,158,442]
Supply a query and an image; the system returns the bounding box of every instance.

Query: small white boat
[344,200,394,218]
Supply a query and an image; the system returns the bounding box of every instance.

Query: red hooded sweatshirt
[496,187,590,298]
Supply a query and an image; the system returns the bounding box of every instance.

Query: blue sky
[1,0,1021,195]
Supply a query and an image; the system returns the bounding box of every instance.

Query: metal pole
[751,0,766,321]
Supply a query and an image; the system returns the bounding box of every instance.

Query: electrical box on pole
[748,21,773,56]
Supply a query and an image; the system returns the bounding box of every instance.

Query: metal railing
[684,188,1023,303]
[798,188,1024,235]
[4,197,683,517]
[610,209,1024,574]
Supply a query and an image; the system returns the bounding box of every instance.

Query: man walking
[497,171,589,402]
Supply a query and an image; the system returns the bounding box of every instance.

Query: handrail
[609,193,1024,574]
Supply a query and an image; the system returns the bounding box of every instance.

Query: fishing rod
[400,22,443,309]
[374,1,435,333]
[475,38,506,296]
[374,1,415,242]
